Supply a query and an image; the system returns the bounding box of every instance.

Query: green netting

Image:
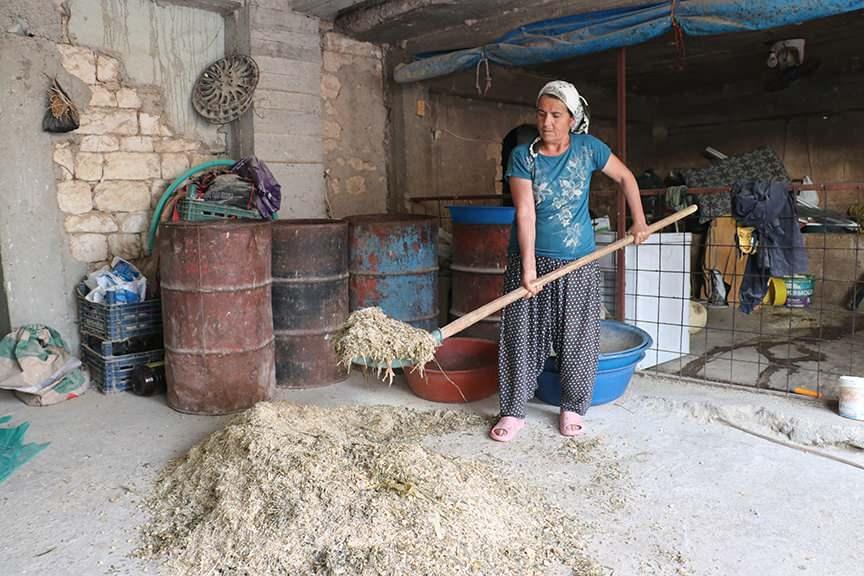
[0,415,48,484]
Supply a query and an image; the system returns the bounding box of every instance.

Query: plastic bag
[231,156,281,218]
[0,325,89,407]
[1,415,49,484]
[84,257,147,304]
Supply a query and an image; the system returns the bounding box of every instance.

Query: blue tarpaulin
[394,0,864,83]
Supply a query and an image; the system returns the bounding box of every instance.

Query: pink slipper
[559,411,585,437]
[489,416,525,442]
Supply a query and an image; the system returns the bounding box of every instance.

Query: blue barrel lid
[447,206,515,225]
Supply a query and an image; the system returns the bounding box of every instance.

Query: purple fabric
[232,157,281,218]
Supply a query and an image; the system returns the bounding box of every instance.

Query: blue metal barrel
[347,214,438,331]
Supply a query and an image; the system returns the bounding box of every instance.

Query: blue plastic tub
[447,206,515,225]
[535,320,652,407]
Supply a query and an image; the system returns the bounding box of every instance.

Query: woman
[490,80,649,442]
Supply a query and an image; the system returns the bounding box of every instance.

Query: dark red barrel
[272,219,348,388]
[159,220,275,415]
[450,221,511,340]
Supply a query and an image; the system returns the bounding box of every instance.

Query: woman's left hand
[629,221,650,245]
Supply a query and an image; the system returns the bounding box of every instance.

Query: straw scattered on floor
[334,307,439,384]
[560,436,633,513]
[138,402,602,576]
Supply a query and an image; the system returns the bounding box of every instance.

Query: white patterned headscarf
[536,80,590,134]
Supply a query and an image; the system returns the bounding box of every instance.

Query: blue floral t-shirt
[505,133,611,260]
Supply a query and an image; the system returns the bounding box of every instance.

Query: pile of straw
[139,403,600,576]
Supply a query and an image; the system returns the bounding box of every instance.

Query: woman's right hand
[522,269,541,298]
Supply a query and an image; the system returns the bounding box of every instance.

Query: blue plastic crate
[76,285,162,341]
[81,344,164,394]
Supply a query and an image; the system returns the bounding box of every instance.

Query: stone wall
[52,44,225,266]
[321,30,388,217]
[67,0,226,149]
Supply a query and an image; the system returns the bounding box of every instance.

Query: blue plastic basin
[535,320,652,407]
[447,206,515,225]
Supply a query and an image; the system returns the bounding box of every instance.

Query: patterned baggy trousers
[497,255,602,417]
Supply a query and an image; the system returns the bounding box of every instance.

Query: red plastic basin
[404,337,499,403]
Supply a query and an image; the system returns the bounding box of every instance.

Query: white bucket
[838,376,864,421]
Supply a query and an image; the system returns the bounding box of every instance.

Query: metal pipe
[407,182,864,203]
[616,47,627,321]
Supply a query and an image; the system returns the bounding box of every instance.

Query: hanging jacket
[731,181,808,313]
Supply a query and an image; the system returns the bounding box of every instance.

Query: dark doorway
[500,123,538,205]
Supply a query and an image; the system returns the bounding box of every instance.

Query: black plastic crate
[81,344,164,394]
[82,332,163,357]
[76,284,162,341]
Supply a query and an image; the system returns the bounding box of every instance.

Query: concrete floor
[2,371,863,576]
[653,305,863,395]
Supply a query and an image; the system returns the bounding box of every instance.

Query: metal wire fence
[409,182,864,400]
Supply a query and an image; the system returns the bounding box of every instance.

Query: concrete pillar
[228,0,326,218]
[0,33,87,347]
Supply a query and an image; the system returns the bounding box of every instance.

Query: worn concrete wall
[0,258,9,338]
[0,0,228,347]
[321,30,387,217]
[67,0,226,147]
[625,69,864,311]
[804,233,864,309]
[387,64,653,222]
[2,0,67,42]
[0,29,88,346]
[639,71,864,210]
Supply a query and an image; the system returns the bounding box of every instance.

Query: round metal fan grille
[192,55,259,124]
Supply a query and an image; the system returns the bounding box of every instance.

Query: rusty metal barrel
[448,206,515,340]
[271,219,348,388]
[347,214,438,331]
[159,220,275,415]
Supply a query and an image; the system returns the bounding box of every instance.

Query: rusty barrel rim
[273,218,345,228]
[345,213,436,225]
[161,219,270,230]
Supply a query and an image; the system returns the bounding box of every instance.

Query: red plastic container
[404,337,498,403]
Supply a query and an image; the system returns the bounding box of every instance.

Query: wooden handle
[438,204,698,341]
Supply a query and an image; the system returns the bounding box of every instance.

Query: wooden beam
[337,0,452,36]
